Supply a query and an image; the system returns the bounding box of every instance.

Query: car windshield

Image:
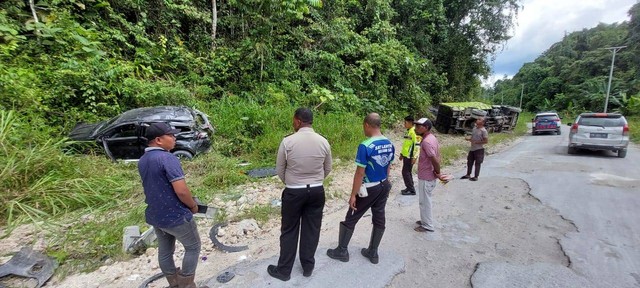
[536,115,557,120]
[578,116,625,127]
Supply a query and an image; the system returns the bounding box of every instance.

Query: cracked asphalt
[204,125,638,288]
[472,125,640,288]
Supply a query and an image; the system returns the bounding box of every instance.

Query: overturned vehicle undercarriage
[434,102,521,134]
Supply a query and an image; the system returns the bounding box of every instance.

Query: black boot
[326,223,354,262]
[361,226,385,264]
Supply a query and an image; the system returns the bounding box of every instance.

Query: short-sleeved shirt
[355,136,395,183]
[401,126,420,158]
[417,133,440,181]
[138,147,191,228]
[470,127,489,151]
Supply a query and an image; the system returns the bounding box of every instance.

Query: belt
[286,183,323,189]
[363,179,386,188]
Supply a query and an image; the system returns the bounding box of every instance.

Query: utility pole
[519,84,524,109]
[603,46,626,113]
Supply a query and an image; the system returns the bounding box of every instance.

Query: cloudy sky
[485,0,638,86]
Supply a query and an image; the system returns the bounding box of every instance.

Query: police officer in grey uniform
[267,107,332,281]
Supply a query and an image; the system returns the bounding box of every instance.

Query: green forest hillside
[2,0,519,127]
[486,2,640,117]
[0,0,522,272]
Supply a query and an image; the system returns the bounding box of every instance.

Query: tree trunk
[211,0,217,49]
[29,0,40,35]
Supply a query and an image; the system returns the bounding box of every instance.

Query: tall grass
[199,98,363,166]
[0,102,387,276]
[0,111,137,228]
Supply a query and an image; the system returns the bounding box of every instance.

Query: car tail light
[553,118,560,122]
[570,123,578,134]
[623,124,629,136]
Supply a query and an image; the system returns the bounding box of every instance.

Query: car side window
[108,124,138,138]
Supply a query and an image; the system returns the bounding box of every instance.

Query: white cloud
[481,74,513,88]
[489,0,636,81]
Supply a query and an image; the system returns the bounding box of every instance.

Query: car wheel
[568,146,577,154]
[557,129,561,135]
[173,150,194,160]
[617,149,627,158]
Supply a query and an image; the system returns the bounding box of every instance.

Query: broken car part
[0,247,56,288]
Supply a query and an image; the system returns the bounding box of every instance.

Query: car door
[101,123,143,160]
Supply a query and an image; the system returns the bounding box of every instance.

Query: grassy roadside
[0,109,533,278]
[0,103,365,276]
[628,116,639,144]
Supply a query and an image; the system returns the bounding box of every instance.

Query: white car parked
[567,113,629,158]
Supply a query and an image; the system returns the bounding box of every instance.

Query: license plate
[590,133,607,139]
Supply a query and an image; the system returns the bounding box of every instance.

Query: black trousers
[401,157,415,191]
[342,180,391,230]
[277,185,325,275]
[466,148,485,177]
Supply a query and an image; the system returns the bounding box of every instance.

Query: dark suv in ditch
[69,106,214,161]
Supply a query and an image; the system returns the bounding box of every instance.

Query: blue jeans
[154,217,201,276]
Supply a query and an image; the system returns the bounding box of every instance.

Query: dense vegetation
[485,3,640,117]
[1,0,520,125]
[0,0,521,220]
[0,0,523,274]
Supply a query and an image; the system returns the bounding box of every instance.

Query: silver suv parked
[567,113,629,158]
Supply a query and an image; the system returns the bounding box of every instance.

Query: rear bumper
[534,128,560,131]
[568,142,628,151]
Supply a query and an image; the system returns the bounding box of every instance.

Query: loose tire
[173,150,194,160]
[617,149,627,158]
